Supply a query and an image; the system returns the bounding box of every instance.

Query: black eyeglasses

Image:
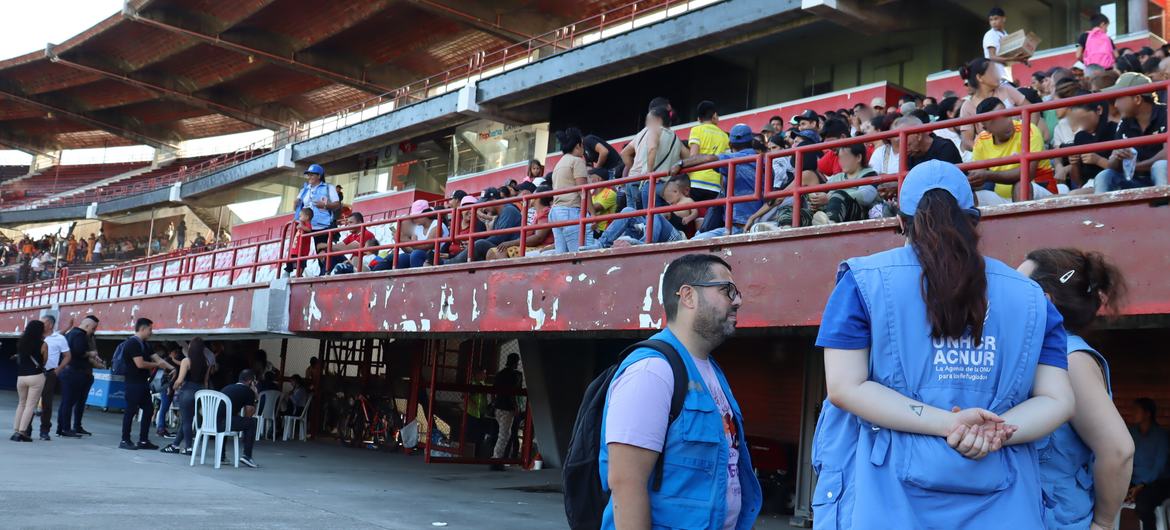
[687,281,740,302]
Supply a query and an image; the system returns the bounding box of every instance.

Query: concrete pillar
[518,338,614,469]
[1129,0,1149,33]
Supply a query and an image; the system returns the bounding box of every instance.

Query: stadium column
[516,338,603,469]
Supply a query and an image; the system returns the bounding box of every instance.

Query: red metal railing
[0,0,715,212]
[3,79,1169,308]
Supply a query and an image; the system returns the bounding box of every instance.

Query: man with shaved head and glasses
[598,253,761,530]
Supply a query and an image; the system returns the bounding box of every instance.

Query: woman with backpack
[814,161,1074,529]
[1020,249,1133,530]
[12,319,47,442]
[161,337,209,455]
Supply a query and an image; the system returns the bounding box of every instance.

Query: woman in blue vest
[1019,248,1133,530]
[817,160,1075,529]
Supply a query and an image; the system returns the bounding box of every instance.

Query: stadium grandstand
[3,0,1170,525]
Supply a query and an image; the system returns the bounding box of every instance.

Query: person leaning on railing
[674,124,764,240]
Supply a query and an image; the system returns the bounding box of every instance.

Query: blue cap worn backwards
[729,124,753,144]
[898,160,975,216]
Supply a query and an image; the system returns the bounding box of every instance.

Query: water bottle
[1123,148,1137,181]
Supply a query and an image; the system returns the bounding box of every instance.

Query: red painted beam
[287,188,1170,335]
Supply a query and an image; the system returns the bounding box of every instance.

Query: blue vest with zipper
[1038,335,1110,530]
[598,328,762,530]
[846,245,1054,530]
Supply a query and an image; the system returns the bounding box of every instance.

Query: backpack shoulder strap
[617,338,688,492]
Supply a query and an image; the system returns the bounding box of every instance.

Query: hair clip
[1059,270,1076,284]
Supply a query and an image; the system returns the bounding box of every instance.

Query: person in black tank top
[162,338,210,455]
[12,320,47,442]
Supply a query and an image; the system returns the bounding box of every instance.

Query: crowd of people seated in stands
[282,32,1169,276]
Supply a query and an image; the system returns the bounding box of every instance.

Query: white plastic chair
[256,390,281,441]
[282,394,312,441]
[190,390,242,469]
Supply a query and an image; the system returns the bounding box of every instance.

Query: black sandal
[160,445,185,454]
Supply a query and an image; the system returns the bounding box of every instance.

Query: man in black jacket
[490,353,524,471]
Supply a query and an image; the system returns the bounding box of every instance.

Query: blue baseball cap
[794,129,821,144]
[898,160,975,216]
[304,163,325,176]
[729,124,753,144]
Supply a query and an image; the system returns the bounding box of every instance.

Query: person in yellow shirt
[587,169,618,232]
[970,97,1058,204]
[686,100,729,203]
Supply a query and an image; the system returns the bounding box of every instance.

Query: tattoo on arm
[910,404,924,416]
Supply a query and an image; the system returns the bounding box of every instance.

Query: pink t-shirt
[604,356,741,529]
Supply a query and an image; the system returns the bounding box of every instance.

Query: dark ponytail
[901,189,987,343]
[556,127,583,155]
[1025,248,1127,333]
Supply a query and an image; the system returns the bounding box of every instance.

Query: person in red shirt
[328,211,379,274]
[816,118,874,176]
[285,208,314,276]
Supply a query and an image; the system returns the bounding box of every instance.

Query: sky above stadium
[0,1,122,60]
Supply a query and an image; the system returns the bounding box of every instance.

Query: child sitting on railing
[285,208,316,277]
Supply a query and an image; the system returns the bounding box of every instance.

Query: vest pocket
[649,496,711,529]
[897,433,1015,494]
[812,469,843,529]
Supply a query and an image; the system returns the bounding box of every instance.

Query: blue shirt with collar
[716,149,764,226]
[294,181,340,230]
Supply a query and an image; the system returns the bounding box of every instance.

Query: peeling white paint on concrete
[438,285,459,322]
[642,286,654,311]
[401,320,418,332]
[578,273,587,281]
[471,288,481,321]
[420,319,431,331]
[346,292,353,300]
[1094,223,1104,228]
[224,296,235,326]
[306,291,321,328]
[526,290,546,330]
[1082,219,1093,225]
[382,320,390,330]
[606,266,621,275]
[130,304,140,318]
[565,275,573,283]
[639,314,662,328]
[657,263,669,305]
[369,293,378,309]
[176,304,183,325]
[551,298,560,321]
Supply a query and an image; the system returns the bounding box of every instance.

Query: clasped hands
[944,406,1018,460]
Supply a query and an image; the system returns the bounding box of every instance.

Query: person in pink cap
[387,200,449,269]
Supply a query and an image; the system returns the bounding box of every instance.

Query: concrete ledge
[96,187,173,216]
[291,92,465,163]
[477,0,803,106]
[0,204,90,224]
[181,148,293,198]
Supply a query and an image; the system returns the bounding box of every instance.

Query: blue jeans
[156,389,173,432]
[585,207,681,248]
[691,226,744,240]
[549,206,594,253]
[57,367,93,432]
[395,249,431,269]
[175,382,202,450]
[1095,160,1168,192]
[638,181,669,214]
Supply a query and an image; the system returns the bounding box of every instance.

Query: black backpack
[562,339,688,530]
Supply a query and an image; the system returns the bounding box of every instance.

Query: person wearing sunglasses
[600,254,761,530]
[813,161,1074,529]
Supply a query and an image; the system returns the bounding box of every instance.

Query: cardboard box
[998,30,1042,61]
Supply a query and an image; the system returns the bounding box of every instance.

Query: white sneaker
[811,211,831,226]
[240,455,258,468]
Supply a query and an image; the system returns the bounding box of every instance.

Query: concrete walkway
[0,390,798,529]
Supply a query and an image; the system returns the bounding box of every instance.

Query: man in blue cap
[672,124,765,239]
[293,163,340,274]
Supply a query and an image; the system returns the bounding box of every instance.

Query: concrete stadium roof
[0,0,603,151]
